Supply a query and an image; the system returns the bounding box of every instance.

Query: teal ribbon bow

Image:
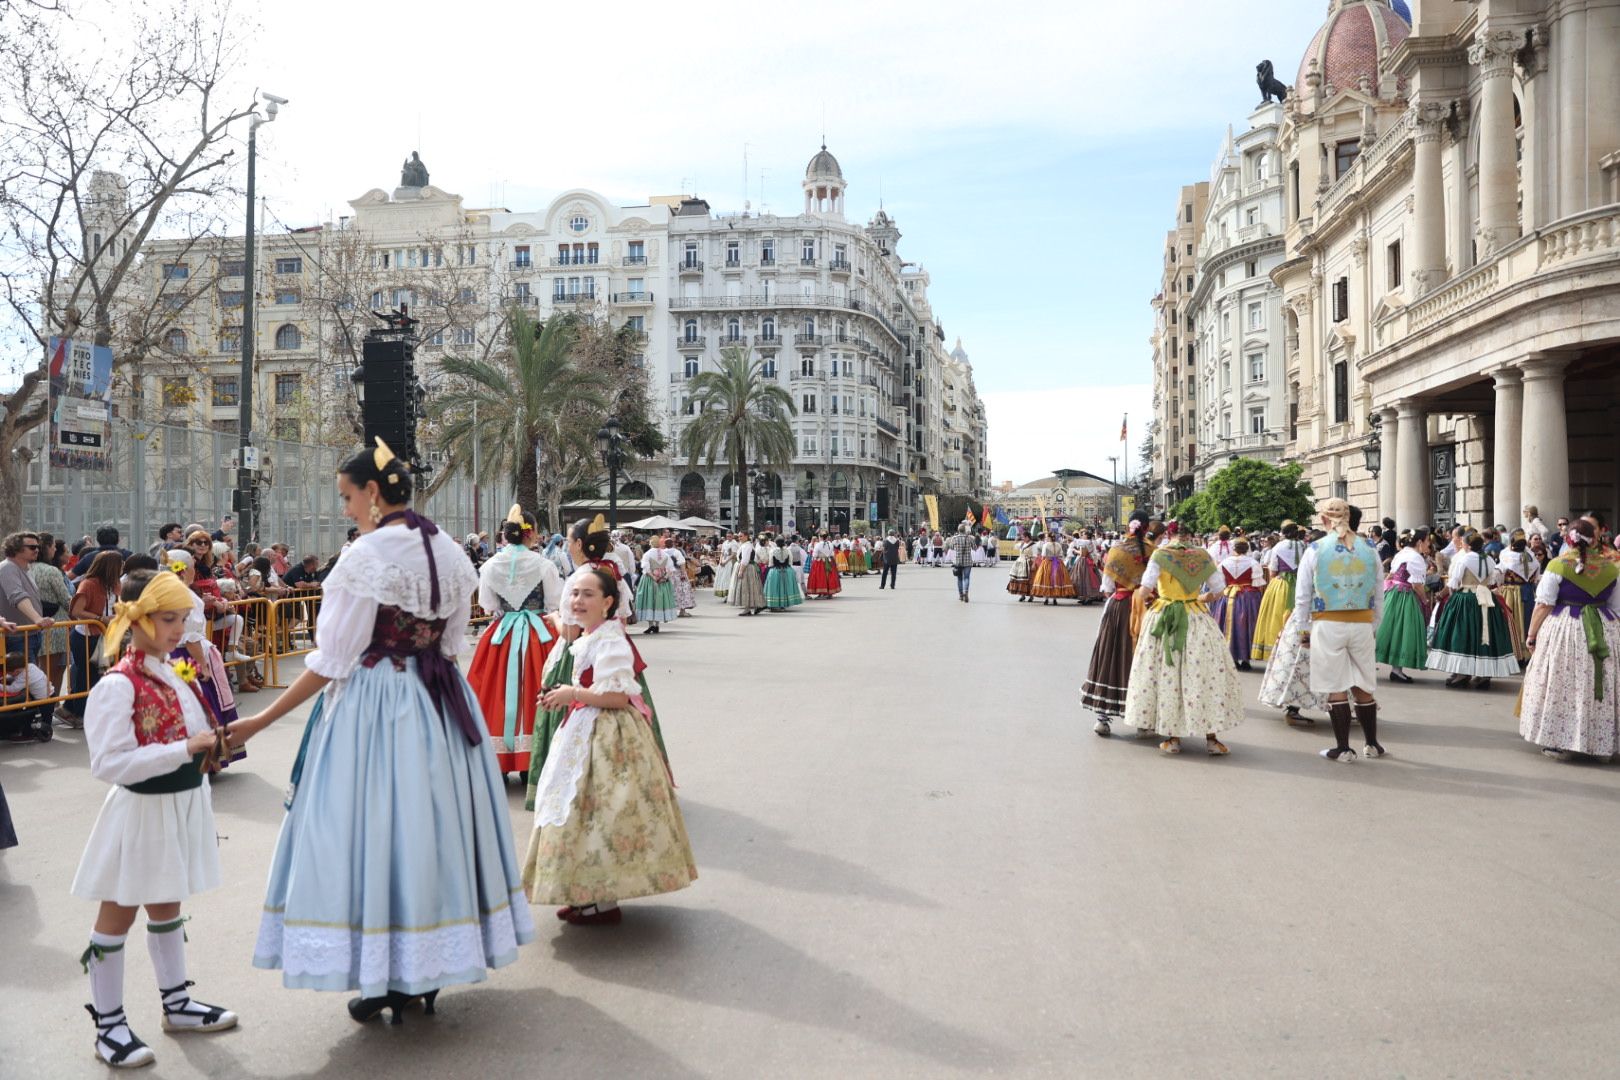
[492,610,553,750]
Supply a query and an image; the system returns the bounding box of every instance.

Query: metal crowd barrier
[0,617,107,717]
[266,591,323,687]
[2,588,491,719]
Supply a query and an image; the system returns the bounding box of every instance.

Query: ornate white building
[76,145,990,534]
[1189,107,1290,488]
[1276,0,1620,527]
[1149,182,1209,508]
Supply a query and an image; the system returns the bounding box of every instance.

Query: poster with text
[47,337,114,470]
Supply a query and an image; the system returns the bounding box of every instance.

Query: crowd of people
[10,450,1618,1068]
[1076,501,1620,764]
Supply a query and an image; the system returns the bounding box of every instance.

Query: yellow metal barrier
[0,617,107,718]
[211,596,276,689]
[266,592,323,687]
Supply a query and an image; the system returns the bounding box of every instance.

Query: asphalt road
[3,561,1619,1078]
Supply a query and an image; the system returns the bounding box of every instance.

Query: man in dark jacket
[878,532,900,590]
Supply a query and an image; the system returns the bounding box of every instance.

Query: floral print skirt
[1124,606,1244,737]
[522,707,697,907]
[1258,609,1325,713]
[1518,612,1620,756]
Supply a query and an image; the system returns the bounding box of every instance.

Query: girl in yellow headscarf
[70,569,239,1068]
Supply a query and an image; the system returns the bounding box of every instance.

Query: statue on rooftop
[1256,61,1290,105]
[400,151,429,188]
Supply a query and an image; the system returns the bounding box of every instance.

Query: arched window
[802,316,815,336]
[680,472,706,498]
[761,316,776,341]
[166,329,188,354]
[275,324,301,350]
[683,319,698,343]
[620,480,653,499]
[719,472,736,498]
[726,317,740,341]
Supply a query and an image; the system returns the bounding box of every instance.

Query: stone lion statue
[1256,60,1290,105]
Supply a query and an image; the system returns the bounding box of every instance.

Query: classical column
[1410,103,1449,294]
[1489,367,1522,528]
[1518,353,1572,522]
[1471,29,1523,255]
[1377,406,1399,526]
[1394,399,1430,528]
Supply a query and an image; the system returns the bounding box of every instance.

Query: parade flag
[924,493,940,532]
[981,506,993,529]
[993,507,1010,526]
[1119,413,1128,444]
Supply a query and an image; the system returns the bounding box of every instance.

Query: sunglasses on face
[21,544,38,551]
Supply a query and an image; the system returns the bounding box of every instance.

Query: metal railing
[0,617,106,717]
[265,592,320,686]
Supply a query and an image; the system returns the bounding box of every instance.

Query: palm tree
[679,346,796,532]
[431,308,607,528]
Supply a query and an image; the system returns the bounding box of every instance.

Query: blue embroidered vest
[1309,535,1381,612]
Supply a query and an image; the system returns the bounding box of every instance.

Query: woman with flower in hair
[1520,519,1620,760]
[230,440,533,1024]
[1123,520,1242,754]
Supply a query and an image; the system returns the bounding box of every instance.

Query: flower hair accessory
[1567,529,1586,550]
[168,560,188,575]
[1127,519,1145,536]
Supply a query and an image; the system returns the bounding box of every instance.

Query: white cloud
[982,384,1151,489]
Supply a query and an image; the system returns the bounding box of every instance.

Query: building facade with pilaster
[1149,182,1210,510]
[1274,0,1620,528]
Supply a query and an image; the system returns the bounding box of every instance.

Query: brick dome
[1296,0,1412,96]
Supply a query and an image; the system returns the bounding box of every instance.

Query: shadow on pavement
[166,984,706,1080]
[678,799,939,910]
[549,905,1006,1071]
[0,874,79,989]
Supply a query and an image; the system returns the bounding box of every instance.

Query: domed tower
[803,144,845,217]
[1295,0,1412,108]
[81,170,131,266]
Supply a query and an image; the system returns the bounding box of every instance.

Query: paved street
[5,563,1620,1078]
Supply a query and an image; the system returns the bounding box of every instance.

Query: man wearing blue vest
[1293,499,1385,762]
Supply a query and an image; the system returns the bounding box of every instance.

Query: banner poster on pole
[1120,495,1137,517]
[47,337,114,470]
[923,493,940,532]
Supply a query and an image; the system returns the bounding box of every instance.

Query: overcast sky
[49,0,1333,486]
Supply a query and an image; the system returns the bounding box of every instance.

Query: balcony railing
[509,259,534,270]
[548,255,601,267]
[621,255,648,266]
[551,292,597,304]
[679,260,704,273]
[505,294,539,307]
[800,257,817,267]
[676,336,704,350]
[795,334,827,348]
[875,417,900,436]
[723,257,742,268]
[759,256,777,267]
[829,259,851,273]
[610,291,654,304]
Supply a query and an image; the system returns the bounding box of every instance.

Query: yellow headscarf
[101,571,196,663]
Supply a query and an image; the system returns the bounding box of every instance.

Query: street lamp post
[595,416,624,529]
[1107,455,1119,528]
[235,92,286,546]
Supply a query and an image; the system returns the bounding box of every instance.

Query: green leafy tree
[678,346,796,532]
[429,309,606,528]
[1169,491,1211,533]
[1196,459,1317,533]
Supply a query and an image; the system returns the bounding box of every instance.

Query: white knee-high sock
[146,917,188,1001]
[84,931,127,1016]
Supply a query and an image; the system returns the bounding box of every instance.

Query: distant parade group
[9,431,1618,1069]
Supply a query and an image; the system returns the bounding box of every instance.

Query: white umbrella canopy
[676,516,722,530]
[620,515,687,531]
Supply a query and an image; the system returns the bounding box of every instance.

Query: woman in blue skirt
[229,440,534,1024]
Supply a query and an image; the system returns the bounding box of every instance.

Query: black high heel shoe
[347,990,439,1025]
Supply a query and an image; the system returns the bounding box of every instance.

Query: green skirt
[1375,588,1428,669]
[524,643,667,811]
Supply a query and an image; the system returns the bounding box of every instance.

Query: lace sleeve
[305,585,379,681]
[587,628,640,696]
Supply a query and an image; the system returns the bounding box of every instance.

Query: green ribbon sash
[1580,605,1610,702]
[1151,600,1191,666]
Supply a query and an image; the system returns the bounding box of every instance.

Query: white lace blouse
[305,524,478,682]
[569,620,640,696]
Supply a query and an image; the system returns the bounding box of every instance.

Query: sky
[39,0,1333,487]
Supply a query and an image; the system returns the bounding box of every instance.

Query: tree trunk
[734,455,749,533]
[0,442,25,529]
[517,442,540,518]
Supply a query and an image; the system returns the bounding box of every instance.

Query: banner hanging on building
[923,493,940,532]
[47,337,114,470]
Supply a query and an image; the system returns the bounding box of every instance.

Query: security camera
[261,92,289,105]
